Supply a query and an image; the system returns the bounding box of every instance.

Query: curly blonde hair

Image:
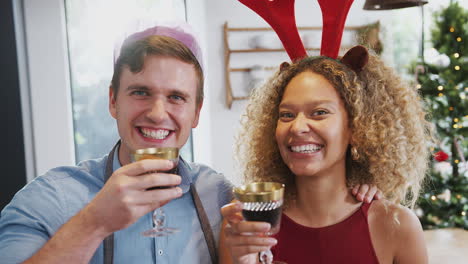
[236,54,433,209]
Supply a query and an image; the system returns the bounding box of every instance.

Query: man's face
[109,55,202,165]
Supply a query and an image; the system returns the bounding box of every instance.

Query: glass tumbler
[234,182,285,264]
[131,147,179,237]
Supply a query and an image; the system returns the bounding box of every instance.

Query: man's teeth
[140,128,169,139]
[291,144,322,153]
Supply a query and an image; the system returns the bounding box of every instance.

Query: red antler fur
[239,0,307,61]
[238,0,355,60]
[318,0,354,59]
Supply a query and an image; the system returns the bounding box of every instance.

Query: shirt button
[158,249,163,256]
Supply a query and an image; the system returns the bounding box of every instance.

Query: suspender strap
[190,184,219,264]
[103,141,119,264]
[103,234,114,264]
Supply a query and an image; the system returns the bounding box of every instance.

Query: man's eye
[131,90,148,96]
[169,95,185,101]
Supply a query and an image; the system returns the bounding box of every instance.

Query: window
[20,0,199,178]
[64,0,193,162]
[384,0,468,79]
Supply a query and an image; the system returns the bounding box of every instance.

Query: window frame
[19,0,210,180]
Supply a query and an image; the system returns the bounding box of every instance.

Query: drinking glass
[131,147,180,237]
[233,182,285,264]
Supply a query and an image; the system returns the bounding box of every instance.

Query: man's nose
[146,99,168,122]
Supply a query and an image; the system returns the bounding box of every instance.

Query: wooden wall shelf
[223,21,381,109]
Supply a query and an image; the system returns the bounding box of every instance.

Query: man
[0,23,380,264]
[0,23,231,264]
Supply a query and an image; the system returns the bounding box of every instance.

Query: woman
[220,46,432,264]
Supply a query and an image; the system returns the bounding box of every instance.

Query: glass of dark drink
[233,182,285,264]
[131,147,179,237]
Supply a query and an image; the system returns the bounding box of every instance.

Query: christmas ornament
[436,189,451,203]
[433,161,452,177]
[454,136,468,170]
[434,150,449,162]
[429,215,442,225]
[414,206,424,217]
[424,48,450,67]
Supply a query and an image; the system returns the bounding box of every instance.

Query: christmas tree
[415,0,468,229]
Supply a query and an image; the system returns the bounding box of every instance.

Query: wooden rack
[223,21,380,109]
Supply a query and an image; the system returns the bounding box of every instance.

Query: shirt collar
[177,157,193,194]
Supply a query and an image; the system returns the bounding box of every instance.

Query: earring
[351,146,360,161]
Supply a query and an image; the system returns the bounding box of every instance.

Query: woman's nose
[290,113,310,134]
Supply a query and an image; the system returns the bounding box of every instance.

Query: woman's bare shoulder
[368,200,428,263]
[369,200,422,231]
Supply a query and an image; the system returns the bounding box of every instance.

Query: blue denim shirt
[0,152,232,264]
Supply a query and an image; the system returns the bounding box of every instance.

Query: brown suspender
[190,184,219,264]
[103,142,117,264]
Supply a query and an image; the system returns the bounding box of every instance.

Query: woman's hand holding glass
[219,183,382,264]
[221,202,278,264]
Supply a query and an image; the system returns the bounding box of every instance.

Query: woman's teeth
[291,144,322,153]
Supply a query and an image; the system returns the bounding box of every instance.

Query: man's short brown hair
[111,35,204,106]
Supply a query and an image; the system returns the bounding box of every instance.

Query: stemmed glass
[233,182,286,264]
[131,147,180,237]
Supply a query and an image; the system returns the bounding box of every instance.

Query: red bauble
[434,150,449,162]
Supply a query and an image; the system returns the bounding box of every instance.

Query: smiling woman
[276,71,351,179]
[221,47,434,263]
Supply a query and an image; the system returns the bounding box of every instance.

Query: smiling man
[110,41,203,166]
[0,23,231,264]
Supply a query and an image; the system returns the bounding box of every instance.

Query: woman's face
[275,71,351,178]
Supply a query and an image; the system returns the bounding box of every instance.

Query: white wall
[202,0,394,185]
[186,0,213,169]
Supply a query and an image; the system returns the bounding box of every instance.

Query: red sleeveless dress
[271,202,379,264]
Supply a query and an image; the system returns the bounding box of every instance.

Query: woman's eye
[279,112,295,119]
[313,110,328,116]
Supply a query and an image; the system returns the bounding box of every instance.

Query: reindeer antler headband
[238,0,368,72]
